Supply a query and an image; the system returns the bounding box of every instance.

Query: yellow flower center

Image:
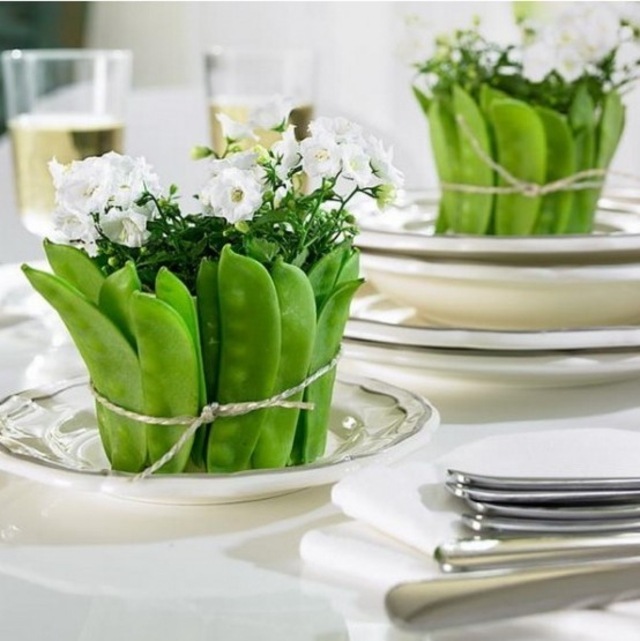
[231,187,245,203]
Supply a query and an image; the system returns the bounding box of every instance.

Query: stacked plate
[343,192,640,391]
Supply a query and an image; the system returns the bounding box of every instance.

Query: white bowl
[360,252,640,331]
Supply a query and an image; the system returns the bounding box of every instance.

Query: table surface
[3,89,640,639]
[3,260,640,641]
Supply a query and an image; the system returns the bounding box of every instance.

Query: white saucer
[0,375,438,505]
[346,290,640,351]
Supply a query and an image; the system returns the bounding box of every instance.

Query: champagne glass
[204,46,315,154]
[2,48,132,238]
[0,49,130,336]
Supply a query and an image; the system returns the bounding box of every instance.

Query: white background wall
[84,1,640,194]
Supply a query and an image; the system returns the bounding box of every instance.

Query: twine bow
[91,351,341,480]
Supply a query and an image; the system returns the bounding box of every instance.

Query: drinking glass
[204,46,315,154]
[2,49,132,237]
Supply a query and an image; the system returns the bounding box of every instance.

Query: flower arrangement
[23,106,403,475]
[410,3,640,236]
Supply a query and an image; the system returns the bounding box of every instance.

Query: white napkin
[300,427,640,594]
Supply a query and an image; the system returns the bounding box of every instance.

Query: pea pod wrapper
[23,243,362,475]
[420,83,625,236]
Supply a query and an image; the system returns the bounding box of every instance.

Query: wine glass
[0,49,131,335]
[203,46,315,154]
[2,48,132,238]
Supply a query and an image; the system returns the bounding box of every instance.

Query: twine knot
[91,351,341,480]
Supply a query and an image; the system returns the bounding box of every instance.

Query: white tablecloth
[3,260,640,640]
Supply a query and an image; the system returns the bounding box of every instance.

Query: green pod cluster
[424,83,625,236]
[24,241,359,474]
[197,244,359,472]
[23,243,203,474]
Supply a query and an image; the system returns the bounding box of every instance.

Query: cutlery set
[446,468,640,536]
[385,469,640,632]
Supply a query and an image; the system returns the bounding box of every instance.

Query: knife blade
[385,559,640,633]
[436,532,640,572]
[461,513,640,535]
[447,481,640,505]
[447,469,640,492]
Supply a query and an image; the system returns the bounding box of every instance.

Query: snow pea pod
[490,98,546,235]
[206,245,281,473]
[452,85,494,234]
[307,243,349,313]
[156,267,206,408]
[22,265,146,472]
[292,277,363,465]
[193,259,220,469]
[196,259,221,403]
[251,260,317,469]
[130,292,200,474]
[567,85,596,233]
[533,107,576,234]
[596,91,625,170]
[427,98,460,233]
[98,261,141,349]
[43,240,105,304]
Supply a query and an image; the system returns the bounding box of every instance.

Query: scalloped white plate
[0,375,439,505]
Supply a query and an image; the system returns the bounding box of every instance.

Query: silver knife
[461,512,640,535]
[447,469,640,491]
[447,481,640,505]
[385,559,640,633]
[436,532,640,572]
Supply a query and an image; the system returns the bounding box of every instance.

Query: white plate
[360,252,640,330]
[347,289,640,351]
[341,339,640,391]
[0,376,439,505]
[355,192,640,265]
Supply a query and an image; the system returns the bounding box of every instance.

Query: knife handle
[385,560,640,633]
[436,534,640,571]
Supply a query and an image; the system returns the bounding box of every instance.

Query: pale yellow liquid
[209,102,313,155]
[9,114,125,236]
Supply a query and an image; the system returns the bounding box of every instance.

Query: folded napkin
[301,427,640,595]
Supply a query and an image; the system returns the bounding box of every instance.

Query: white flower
[49,152,161,248]
[216,113,258,142]
[271,125,301,179]
[340,143,374,188]
[209,149,260,175]
[569,4,621,63]
[250,95,293,131]
[51,207,99,255]
[102,152,161,218]
[367,136,404,190]
[555,44,588,82]
[199,167,264,223]
[522,40,557,82]
[309,117,364,145]
[99,207,150,248]
[299,133,342,179]
[49,156,115,217]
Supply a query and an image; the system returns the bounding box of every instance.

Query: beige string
[91,351,341,480]
[440,114,640,198]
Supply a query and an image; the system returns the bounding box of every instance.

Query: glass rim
[1,48,132,63]
[204,45,314,61]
